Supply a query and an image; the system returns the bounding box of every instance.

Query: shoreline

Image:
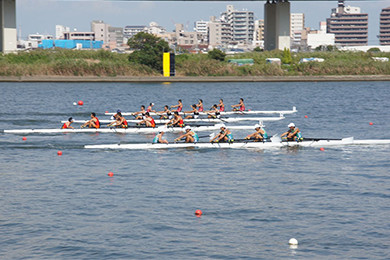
[1,75,390,82]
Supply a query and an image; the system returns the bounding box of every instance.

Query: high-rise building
[290,13,304,37]
[326,0,368,46]
[91,20,109,44]
[221,5,254,45]
[290,13,304,48]
[379,6,390,45]
[254,19,264,41]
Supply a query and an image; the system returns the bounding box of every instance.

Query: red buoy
[320,147,325,151]
[369,122,373,125]
[105,111,109,113]
[195,209,202,217]
[305,115,308,118]
[22,137,27,141]
[78,100,84,106]
[57,151,63,156]
[108,172,114,177]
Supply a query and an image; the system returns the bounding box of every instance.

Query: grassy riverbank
[1,49,390,77]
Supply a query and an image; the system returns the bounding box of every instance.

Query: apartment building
[379,6,390,45]
[326,0,368,46]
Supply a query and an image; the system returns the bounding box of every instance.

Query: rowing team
[61,111,191,129]
[131,98,246,120]
[153,123,303,144]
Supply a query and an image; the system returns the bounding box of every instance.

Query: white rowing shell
[61,116,284,124]
[84,138,390,150]
[105,107,297,116]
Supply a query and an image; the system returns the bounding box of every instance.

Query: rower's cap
[288,123,295,127]
[254,124,261,129]
[220,124,226,128]
[117,109,121,113]
[69,117,73,122]
[184,126,191,131]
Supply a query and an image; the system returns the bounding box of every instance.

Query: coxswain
[132,105,146,120]
[108,112,128,128]
[207,104,221,119]
[62,117,74,129]
[174,126,199,143]
[156,105,172,119]
[81,113,100,128]
[245,123,268,142]
[152,130,168,144]
[146,103,155,113]
[196,99,204,112]
[184,104,200,119]
[231,98,245,111]
[210,124,234,143]
[217,99,225,112]
[171,99,183,112]
[281,123,303,141]
[138,112,156,127]
[166,111,185,127]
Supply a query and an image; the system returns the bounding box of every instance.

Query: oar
[302,137,342,141]
[206,113,228,123]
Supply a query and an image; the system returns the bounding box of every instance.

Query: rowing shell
[105,106,297,116]
[84,137,390,150]
[61,116,284,124]
[3,125,258,134]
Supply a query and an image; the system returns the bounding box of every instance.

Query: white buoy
[73,102,77,106]
[289,238,298,245]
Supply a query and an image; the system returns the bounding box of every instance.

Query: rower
[217,99,225,112]
[147,103,155,113]
[61,117,74,129]
[210,124,234,143]
[231,98,245,111]
[171,99,183,112]
[157,105,172,119]
[207,104,221,119]
[152,130,168,144]
[166,111,185,127]
[138,112,156,127]
[132,105,146,120]
[196,99,204,112]
[108,112,128,128]
[81,113,100,129]
[184,104,200,119]
[174,126,199,143]
[281,123,303,141]
[245,123,268,142]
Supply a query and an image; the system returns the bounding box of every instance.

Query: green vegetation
[127,32,171,71]
[1,48,390,77]
[208,49,226,61]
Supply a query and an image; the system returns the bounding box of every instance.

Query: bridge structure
[1,0,339,53]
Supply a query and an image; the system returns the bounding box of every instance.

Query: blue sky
[17,0,390,45]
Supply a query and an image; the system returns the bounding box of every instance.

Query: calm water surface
[0,81,389,259]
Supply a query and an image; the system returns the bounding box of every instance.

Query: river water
[0,81,389,259]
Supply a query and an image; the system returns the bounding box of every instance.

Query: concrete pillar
[264,0,291,51]
[0,0,17,53]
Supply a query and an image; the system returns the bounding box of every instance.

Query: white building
[55,25,70,39]
[307,22,335,49]
[27,34,53,49]
[290,13,304,48]
[146,22,166,35]
[123,25,146,40]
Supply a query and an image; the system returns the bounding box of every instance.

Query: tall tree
[128,32,170,71]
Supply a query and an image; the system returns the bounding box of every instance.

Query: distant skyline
[17,0,390,45]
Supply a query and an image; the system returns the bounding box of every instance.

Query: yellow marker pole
[163,52,170,77]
